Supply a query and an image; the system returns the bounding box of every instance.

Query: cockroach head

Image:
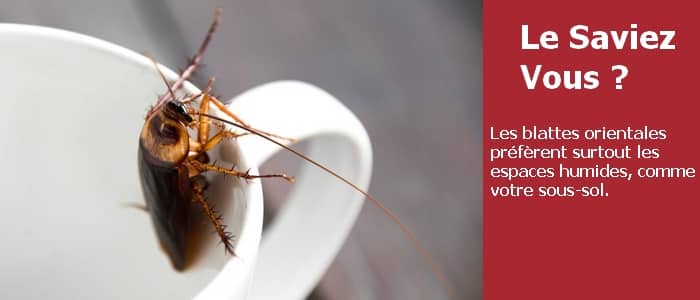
[164,100,194,124]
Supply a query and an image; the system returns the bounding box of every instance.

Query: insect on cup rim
[0,22,373,300]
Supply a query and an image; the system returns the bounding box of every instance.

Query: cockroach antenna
[148,55,178,102]
[196,112,458,300]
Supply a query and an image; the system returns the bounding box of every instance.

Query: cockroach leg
[122,202,149,212]
[180,77,215,105]
[187,110,292,181]
[150,8,222,113]
[188,159,295,183]
[191,178,235,255]
[199,130,245,152]
[198,94,213,144]
[206,94,296,142]
[195,93,247,146]
[188,130,245,153]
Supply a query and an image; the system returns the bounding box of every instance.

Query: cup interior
[0,24,256,299]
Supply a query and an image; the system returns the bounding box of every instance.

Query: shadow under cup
[0,24,258,299]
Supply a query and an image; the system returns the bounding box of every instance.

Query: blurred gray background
[1,0,481,299]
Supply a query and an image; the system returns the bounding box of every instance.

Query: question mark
[611,65,629,90]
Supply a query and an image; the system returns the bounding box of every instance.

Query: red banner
[484,1,700,299]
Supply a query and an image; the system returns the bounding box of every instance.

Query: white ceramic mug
[0,24,371,300]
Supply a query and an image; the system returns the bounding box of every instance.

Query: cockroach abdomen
[138,146,193,270]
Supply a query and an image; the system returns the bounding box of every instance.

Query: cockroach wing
[138,143,193,271]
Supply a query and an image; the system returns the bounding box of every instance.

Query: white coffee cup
[0,24,371,300]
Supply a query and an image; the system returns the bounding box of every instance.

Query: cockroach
[137,8,455,299]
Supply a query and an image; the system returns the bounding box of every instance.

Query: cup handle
[227,81,372,300]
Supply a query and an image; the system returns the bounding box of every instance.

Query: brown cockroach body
[138,100,197,270]
[138,9,292,270]
[138,8,456,299]
[139,81,294,270]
